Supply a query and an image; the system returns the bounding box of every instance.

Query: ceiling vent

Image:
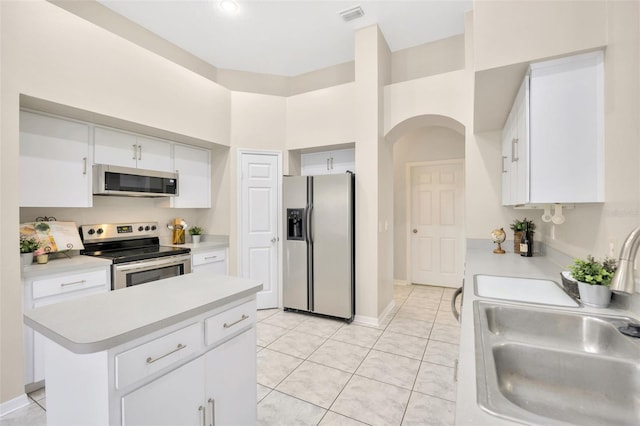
[338,5,365,22]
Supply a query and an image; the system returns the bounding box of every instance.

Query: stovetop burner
[80,222,190,264]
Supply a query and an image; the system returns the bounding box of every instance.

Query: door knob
[413,229,418,234]
[271,237,277,243]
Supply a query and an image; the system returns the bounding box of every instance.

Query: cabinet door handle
[199,405,205,426]
[82,157,87,175]
[61,279,86,287]
[145,343,186,364]
[511,138,519,162]
[223,314,249,329]
[326,158,330,170]
[132,144,137,160]
[330,157,334,170]
[204,256,218,260]
[501,156,507,173]
[208,398,215,426]
[138,145,142,161]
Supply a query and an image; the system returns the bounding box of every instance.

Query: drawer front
[192,249,226,266]
[205,299,256,347]
[32,269,108,299]
[115,322,202,390]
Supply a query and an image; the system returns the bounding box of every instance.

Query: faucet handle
[619,322,640,338]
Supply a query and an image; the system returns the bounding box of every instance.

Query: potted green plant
[509,218,536,253]
[189,226,203,244]
[20,236,40,267]
[568,255,617,308]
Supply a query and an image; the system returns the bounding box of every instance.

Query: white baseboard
[0,393,29,417]
[353,299,396,328]
[394,279,410,286]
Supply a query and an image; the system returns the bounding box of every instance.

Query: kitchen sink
[484,304,639,358]
[475,301,640,425]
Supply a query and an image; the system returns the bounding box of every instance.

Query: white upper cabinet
[502,51,604,206]
[94,127,172,172]
[170,144,211,208]
[302,148,354,176]
[20,111,92,207]
[501,77,530,206]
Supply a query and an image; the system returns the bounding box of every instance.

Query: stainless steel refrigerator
[283,173,355,321]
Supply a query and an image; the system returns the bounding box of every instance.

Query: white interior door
[239,152,280,309]
[410,161,465,287]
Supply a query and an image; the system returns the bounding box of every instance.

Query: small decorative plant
[568,255,617,286]
[509,218,536,233]
[188,226,203,236]
[20,236,40,253]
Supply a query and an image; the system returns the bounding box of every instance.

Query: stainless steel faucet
[610,226,640,294]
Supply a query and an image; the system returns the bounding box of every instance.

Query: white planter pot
[21,252,33,268]
[577,281,611,308]
[192,235,201,244]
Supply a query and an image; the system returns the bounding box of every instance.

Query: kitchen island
[24,273,262,426]
[456,244,640,425]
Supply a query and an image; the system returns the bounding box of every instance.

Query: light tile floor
[0,284,460,426]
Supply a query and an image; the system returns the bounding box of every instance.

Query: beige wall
[393,127,465,281]
[286,83,356,150]
[227,92,287,274]
[391,34,465,84]
[0,0,232,404]
[473,0,607,72]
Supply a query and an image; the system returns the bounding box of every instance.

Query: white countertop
[21,254,112,279]
[168,240,229,253]
[455,248,638,426]
[23,273,262,354]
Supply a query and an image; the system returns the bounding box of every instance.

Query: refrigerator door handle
[306,204,314,244]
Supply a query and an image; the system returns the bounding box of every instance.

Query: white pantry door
[239,152,280,309]
[410,161,465,287]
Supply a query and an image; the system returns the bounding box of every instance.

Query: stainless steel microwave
[93,164,178,197]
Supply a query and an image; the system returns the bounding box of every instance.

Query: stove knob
[151,225,157,231]
[96,228,104,235]
[87,228,95,235]
[145,226,150,231]
[138,226,144,232]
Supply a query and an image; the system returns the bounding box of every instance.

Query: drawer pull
[223,314,249,329]
[145,343,186,364]
[60,280,86,287]
[199,405,205,426]
[204,256,218,260]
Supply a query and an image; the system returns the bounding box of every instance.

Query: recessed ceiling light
[219,0,238,13]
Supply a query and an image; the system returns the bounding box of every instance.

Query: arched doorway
[387,115,466,287]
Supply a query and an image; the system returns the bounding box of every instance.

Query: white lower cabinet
[121,328,256,426]
[192,248,228,275]
[23,266,110,388]
[122,356,205,426]
[43,297,257,426]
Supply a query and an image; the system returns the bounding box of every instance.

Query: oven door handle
[113,254,192,273]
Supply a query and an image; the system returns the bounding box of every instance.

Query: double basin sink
[474,276,640,425]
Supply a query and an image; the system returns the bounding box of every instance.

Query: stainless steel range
[80,222,191,290]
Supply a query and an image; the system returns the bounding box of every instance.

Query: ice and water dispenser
[287,208,305,241]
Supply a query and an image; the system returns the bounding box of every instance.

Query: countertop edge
[24,275,262,354]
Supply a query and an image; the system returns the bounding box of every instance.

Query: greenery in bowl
[509,218,536,233]
[568,255,617,286]
[188,226,203,236]
[20,236,40,253]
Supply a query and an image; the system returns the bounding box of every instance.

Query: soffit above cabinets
[473,62,529,133]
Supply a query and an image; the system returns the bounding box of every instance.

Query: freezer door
[311,174,354,319]
[283,176,309,311]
